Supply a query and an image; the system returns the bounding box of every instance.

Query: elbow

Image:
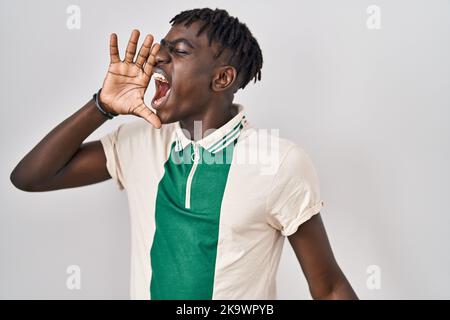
[10,168,35,192]
[311,274,358,300]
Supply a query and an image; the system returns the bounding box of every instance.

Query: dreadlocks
[169,8,263,90]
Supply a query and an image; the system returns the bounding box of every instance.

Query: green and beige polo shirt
[100,103,324,300]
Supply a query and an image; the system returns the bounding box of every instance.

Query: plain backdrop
[1,0,449,299]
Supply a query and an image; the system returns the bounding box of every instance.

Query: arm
[10,30,161,192]
[10,100,110,191]
[287,213,358,300]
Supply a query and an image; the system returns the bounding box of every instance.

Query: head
[151,8,263,124]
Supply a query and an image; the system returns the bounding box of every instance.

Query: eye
[175,49,188,55]
[168,46,187,54]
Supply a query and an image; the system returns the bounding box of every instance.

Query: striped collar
[174,104,247,154]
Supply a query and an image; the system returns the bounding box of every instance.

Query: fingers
[109,33,120,63]
[135,34,154,68]
[143,43,161,79]
[124,29,140,63]
[134,103,162,128]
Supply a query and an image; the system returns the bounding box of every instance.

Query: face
[150,21,235,124]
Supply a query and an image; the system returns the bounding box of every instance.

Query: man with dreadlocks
[11,8,357,300]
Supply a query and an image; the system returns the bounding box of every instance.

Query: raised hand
[99,30,161,128]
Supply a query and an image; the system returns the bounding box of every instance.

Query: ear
[211,65,237,92]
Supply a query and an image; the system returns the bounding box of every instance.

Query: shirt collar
[174,103,247,154]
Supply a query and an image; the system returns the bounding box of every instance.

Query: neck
[179,99,236,141]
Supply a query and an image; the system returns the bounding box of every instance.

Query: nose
[155,44,171,65]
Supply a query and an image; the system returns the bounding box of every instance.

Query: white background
[1,0,449,299]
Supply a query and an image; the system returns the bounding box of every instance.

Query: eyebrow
[160,38,196,49]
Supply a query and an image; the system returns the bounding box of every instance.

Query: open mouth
[151,72,171,110]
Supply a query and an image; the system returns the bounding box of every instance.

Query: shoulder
[239,126,314,176]
[274,138,318,183]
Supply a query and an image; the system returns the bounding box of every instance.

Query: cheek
[173,68,211,98]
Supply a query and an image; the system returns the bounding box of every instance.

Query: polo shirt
[100,103,324,300]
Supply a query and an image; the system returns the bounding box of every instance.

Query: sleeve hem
[281,200,324,236]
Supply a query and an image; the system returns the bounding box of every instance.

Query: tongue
[154,82,170,100]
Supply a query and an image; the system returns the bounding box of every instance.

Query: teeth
[153,72,169,83]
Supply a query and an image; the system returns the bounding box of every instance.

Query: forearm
[10,98,108,188]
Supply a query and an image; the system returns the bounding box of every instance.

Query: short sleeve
[266,145,324,236]
[100,124,127,191]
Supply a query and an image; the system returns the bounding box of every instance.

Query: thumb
[133,103,162,128]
